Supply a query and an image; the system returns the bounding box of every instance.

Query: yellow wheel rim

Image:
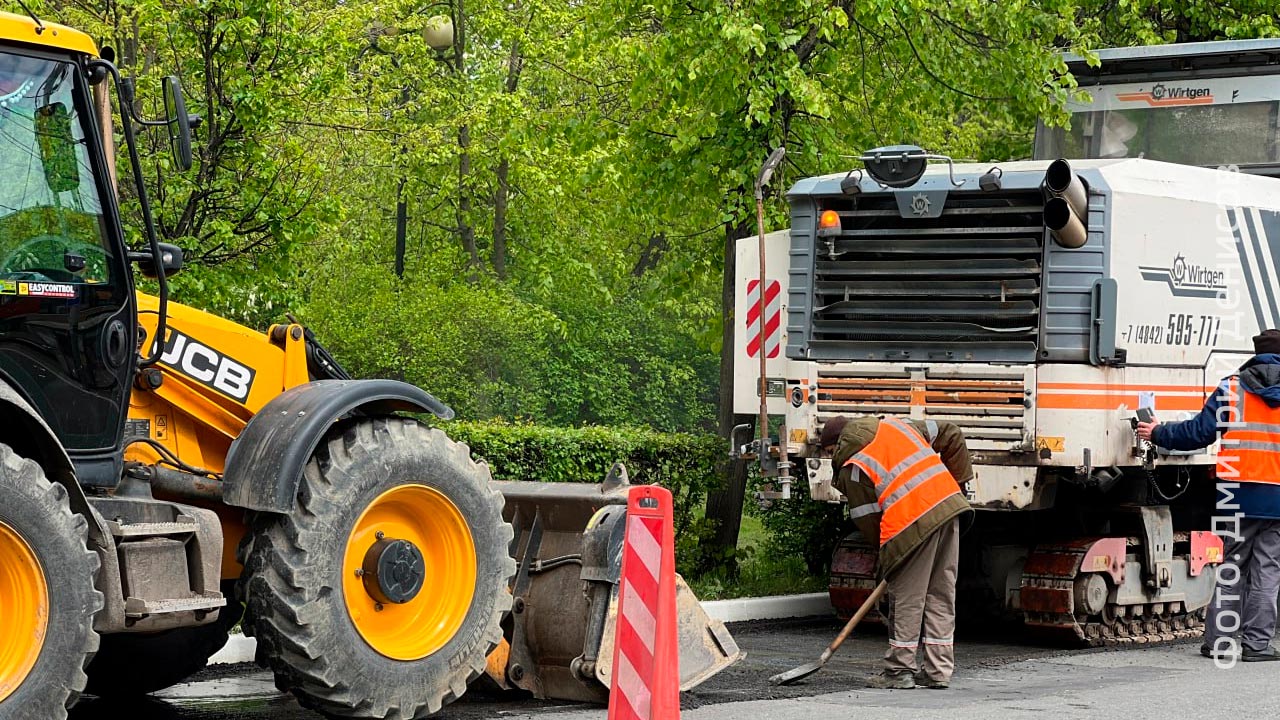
[343,485,476,661]
[0,520,48,702]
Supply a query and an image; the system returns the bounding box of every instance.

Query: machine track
[828,534,882,623]
[831,532,1211,648]
[1023,605,1206,647]
[1020,538,1208,648]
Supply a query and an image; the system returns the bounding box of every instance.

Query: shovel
[769,579,888,686]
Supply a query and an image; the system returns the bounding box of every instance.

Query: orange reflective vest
[1219,377,1280,486]
[843,417,962,546]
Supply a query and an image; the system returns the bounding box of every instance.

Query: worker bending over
[820,416,974,689]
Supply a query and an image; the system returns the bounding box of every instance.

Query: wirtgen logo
[1140,254,1228,298]
[1117,84,1214,107]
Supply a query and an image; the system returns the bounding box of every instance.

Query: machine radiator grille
[815,366,1030,452]
[810,191,1044,363]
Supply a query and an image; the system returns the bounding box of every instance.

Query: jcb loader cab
[0,12,737,719]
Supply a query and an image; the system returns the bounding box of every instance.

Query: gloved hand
[1136,421,1159,441]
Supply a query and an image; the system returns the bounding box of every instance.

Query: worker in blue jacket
[1138,330,1280,662]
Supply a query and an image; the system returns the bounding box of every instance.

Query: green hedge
[440,421,723,574]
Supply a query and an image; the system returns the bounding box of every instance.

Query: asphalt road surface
[65,618,1114,720]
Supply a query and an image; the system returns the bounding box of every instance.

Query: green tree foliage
[42,0,358,325]
[1079,0,1280,45]
[304,243,718,429]
[34,0,1280,413]
[24,0,1280,576]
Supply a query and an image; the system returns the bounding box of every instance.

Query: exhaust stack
[1043,159,1089,249]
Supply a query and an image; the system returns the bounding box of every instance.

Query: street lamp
[394,12,455,278]
[422,15,454,53]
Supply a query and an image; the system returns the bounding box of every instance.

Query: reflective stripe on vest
[1219,377,1280,485]
[844,417,961,545]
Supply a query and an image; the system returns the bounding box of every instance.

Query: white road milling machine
[734,40,1280,645]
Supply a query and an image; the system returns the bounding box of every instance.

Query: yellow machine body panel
[0,10,98,56]
[128,292,311,577]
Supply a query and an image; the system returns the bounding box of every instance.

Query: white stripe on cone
[628,520,663,582]
[615,645,652,718]
[621,579,657,654]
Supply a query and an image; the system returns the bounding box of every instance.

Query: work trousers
[1204,518,1280,654]
[883,518,959,681]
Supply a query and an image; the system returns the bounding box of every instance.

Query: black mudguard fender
[222,379,454,513]
[0,378,124,627]
[0,379,103,540]
[0,378,76,482]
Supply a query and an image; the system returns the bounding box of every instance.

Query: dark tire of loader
[84,581,242,698]
[240,418,515,720]
[0,443,102,720]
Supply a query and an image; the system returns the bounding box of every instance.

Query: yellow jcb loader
[0,12,738,719]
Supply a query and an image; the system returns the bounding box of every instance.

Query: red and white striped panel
[746,279,781,359]
[611,515,664,720]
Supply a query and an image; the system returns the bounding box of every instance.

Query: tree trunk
[394,178,407,278]
[458,124,478,270]
[702,218,754,573]
[492,35,521,281]
[453,0,479,272]
[493,158,510,279]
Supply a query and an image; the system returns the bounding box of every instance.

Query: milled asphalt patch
[97,616,1257,720]
[484,643,1278,719]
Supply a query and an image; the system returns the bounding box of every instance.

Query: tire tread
[0,444,102,718]
[243,419,514,719]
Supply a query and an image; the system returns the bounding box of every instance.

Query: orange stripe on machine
[1035,382,1214,411]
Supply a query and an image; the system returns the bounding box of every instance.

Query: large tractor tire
[84,583,242,697]
[241,418,515,719]
[0,443,102,719]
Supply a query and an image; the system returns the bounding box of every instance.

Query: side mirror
[133,242,185,278]
[163,76,193,171]
[35,102,80,193]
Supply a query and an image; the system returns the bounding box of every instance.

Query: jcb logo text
[159,328,256,402]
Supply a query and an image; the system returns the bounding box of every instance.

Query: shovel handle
[819,580,887,663]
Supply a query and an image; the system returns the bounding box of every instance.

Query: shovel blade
[768,660,824,686]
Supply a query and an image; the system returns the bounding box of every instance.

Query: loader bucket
[488,467,742,703]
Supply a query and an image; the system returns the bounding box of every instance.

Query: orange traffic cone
[608,485,680,720]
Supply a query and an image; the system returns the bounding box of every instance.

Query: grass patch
[688,554,828,600]
[686,511,828,600]
[737,512,767,552]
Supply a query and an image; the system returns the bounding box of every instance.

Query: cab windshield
[1037,103,1278,167]
[1034,76,1280,168]
[0,49,112,286]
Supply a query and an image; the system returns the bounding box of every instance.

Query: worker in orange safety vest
[820,415,974,689]
[1139,329,1280,662]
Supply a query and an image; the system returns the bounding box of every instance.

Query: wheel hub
[362,537,426,605]
[0,520,49,702]
[342,484,477,661]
